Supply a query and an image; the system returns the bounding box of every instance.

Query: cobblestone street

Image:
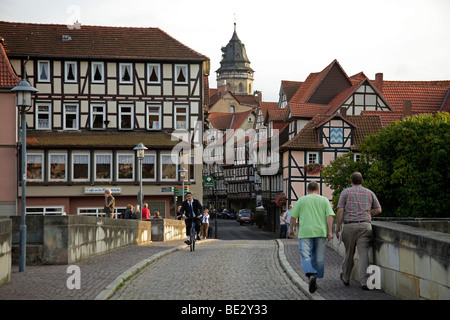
[110,240,308,300]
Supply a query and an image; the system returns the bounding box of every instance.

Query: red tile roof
[280,114,382,151]
[381,82,450,114]
[0,41,20,87]
[0,21,208,61]
[207,110,254,130]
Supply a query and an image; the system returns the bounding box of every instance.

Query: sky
[1,0,449,102]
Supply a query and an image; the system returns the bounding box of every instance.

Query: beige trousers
[341,222,372,286]
[200,223,209,239]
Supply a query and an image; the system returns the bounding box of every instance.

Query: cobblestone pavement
[0,237,398,301]
[0,241,187,300]
[280,239,397,300]
[110,240,308,300]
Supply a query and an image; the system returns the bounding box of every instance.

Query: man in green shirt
[289,181,335,293]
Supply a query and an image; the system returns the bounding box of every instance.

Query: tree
[360,112,449,217]
[322,152,370,210]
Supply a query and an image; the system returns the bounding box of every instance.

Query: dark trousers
[185,217,202,236]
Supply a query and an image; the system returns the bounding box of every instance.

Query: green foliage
[360,112,450,217]
[321,152,370,210]
[322,112,449,218]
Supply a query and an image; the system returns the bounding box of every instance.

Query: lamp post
[134,142,147,221]
[11,80,38,272]
[179,167,187,202]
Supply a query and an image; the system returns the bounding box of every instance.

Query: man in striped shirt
[336,172,382,290]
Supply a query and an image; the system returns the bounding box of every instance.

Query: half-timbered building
[0,21,209,218]
[279,59,450,206]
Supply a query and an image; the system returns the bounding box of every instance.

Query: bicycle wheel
[190,225,195,252]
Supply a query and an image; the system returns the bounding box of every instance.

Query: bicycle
[189,219,196,252]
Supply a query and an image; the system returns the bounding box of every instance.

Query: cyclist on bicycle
[180,192,203,245]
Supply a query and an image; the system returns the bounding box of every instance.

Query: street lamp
[179,167,187,202]
[11,79,38,272]
[133,142,147,221]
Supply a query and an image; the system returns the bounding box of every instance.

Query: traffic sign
[204,175,214,187]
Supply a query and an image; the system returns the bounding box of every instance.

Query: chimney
[403,100,412,118]
[254,90,262,102]
[218,84,229,96]
[375,73,383,92]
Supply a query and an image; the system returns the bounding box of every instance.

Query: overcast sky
[1,0,449,102]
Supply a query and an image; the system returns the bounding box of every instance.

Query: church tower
[216,23,254,95]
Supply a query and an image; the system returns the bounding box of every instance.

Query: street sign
[204,175,214,187]
[174,186,188,196]
[161,187,173,192]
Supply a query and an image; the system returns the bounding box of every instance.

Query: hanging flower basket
[275,194,287,208]
[305,163,324,174]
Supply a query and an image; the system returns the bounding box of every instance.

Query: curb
[276,239,325,300]
[94,239,217,300]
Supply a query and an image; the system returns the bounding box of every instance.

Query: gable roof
[286,60,354,119]
[0,41,20,87]
[326,77,393,114]
[280,114,382,151]
[207,109,255,130]
[0,21,208,61]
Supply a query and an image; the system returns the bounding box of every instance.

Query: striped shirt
[337,185,381,222]
[202,213,210,224]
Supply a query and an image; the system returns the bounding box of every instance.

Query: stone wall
[0,219,11,285]
[150,218,186,242]
[10,216,152,265]
[327,220,450,300]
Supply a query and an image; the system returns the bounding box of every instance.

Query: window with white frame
[26,207,64,215]
[78,207,125,218]
[37,60,50,82]
[147,104,161,130]
[63,103,79,130]
[307,152,319,164]
[147,63,161,84]
[119,104,134,130]
[72,152,90,181]
[90,104,106,129]
[27,152,44,181]
[117,153,134,181]
[91,62,104,83]
[353,153,362,162]
[48,152,67,181]
[142,153,156,181]
[95,153,112,181]
[64,61,77,82]
[119,63,133,84]
[174,64,188,84]
[174,105,188,129]
[160,152,178,181]
[36,103,52,130]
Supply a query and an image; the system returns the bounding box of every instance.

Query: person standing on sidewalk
[335,172,382,290]
[104,189,115,218]
[200,208,210,240]
[285,205,293,238]
[289,181,335,293]
[279,211,287,238]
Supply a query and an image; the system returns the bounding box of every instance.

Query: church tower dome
[216,23,254,95]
